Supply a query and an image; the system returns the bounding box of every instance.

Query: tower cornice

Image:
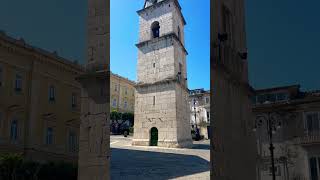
[138,0,186,25]
[136,32,188,55]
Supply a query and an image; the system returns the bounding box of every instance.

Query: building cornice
[111,72,136,86]
[0,32,84,74]
[135,76,188,92]
[252,97,320,113]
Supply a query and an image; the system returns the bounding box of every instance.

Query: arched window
[112,99,117,107]
[10,120,18,141]
[151,21,160,38]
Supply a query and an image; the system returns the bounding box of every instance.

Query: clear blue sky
[246,0,320,91]
[0,0,319,91]
[110,0,210,90]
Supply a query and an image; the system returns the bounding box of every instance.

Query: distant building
[0,31,83,163]
[110,73,135,113]
[188,89,210,139]
[252,85,320,180]
[0,32,135,163]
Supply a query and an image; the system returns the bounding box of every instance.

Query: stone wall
[133,82,191,148]
[137,38,175,84]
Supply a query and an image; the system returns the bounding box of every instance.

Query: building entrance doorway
[150,127,158,146]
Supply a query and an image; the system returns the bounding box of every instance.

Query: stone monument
[76,0,110,179]
[132,0,192,148]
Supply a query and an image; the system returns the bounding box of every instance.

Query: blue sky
[0,0,319,91]
[246,0,320,90]
[110,0,210,90]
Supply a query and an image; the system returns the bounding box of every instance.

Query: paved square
[110,135,210,180]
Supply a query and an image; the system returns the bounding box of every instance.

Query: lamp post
[253,108,282,180]
[193,98,201,139]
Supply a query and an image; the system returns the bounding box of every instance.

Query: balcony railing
[294,131,320,145]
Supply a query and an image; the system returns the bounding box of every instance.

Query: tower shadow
[111,148,209,180]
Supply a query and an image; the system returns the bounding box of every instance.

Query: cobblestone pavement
[110,135,210,180]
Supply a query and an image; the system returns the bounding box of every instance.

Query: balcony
[294,131,320,146]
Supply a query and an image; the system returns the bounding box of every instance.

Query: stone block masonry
[133,0,192,148]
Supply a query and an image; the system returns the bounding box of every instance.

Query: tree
[110,111,134,134]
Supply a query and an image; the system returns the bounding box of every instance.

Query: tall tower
[132,0,192,148]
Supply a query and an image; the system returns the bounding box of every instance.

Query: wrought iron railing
[294,131,320,145]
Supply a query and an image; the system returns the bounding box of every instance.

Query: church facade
[132,0,192,148]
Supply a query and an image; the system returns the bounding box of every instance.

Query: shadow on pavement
[111,148,209,180]
[190,143,210,150]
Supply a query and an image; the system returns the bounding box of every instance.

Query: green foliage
[0,153,77,180]
[110,110,121,120]
[122,112,134,125]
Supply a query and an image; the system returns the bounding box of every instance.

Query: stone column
[77,0,110,179]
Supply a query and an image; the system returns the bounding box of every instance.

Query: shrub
[0,153,77,180]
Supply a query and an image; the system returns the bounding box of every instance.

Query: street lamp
[192,98,201,141]
[253,111,282,180]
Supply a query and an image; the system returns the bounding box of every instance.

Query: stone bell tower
[76,0,110,179]
[132,0,192,148]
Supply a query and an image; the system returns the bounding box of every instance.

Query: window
[207,112,210,122]
[177,26,181,40]
[124,101,128,109]
[151,21,160,38]
[112,99,117,107]
[153,96,155,106]
[10,120,18,141]
[205,97,210,104]
[309,157,320,180]
[153,63,156,68]
[276,93,288,101]
[46,127,53,145]
[305,112,320,135]
[0,66,3,87]
[125,88,128,95]
[68,132,77,152]
[115,84,117,91]
[177,63,182,83]
[257,94,268,104]
[72,93,76,108]
[267,93,276,102]
[15,74,22,92]
[49,86,55,101]
[222,5,233,44]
